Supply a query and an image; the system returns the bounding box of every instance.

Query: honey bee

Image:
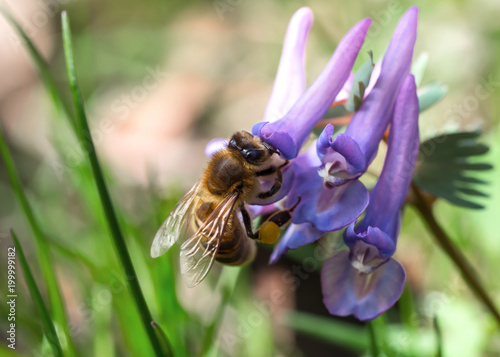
[151,131,297,287]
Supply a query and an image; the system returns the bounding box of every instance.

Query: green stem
[433,316,443,357]
[61,12,172,357]
[0,127,78,357]
[367,321,380,357]
[411,183,500,327]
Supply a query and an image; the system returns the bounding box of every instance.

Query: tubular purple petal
[344,6,418,165]
[351,74,420,243]
[254,18,372,159]
[264,7,313,123]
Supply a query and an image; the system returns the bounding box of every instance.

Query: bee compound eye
[245,149,263,162]
[229,139,237,149]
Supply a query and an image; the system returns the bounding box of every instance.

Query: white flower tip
[293,7,314,22]
[288,7,314,33]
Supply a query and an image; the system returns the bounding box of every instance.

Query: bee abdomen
[216,222,256,266]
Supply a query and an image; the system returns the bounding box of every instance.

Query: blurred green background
[0,0,499,356]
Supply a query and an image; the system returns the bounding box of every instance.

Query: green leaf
[418,82,448,112]
[411,52,429,87]
[345,52,374,112]
[0,126,78,357]
[284,311,369,352]
[60,12,171,357]
[414,131,493,209]
[11,230,64,357]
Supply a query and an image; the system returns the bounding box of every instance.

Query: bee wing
[179,192,239,287]
[150,180,202,258]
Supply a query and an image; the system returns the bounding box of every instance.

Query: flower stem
[411,183,500,327]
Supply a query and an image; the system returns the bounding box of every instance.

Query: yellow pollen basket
[258,221,280,245]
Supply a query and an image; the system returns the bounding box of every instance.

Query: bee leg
[257,160,289,199]
[240,197,302,244]
[256,166,276,177]
[240,205,259,239]
[257,197,301,244]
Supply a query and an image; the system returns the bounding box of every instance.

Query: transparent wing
[180,192,239,287]
[150,180,202,258]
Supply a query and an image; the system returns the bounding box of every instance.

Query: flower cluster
[210,6,421,320]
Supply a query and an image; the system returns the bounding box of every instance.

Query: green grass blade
[284,311,369,352]
[0,8,76,132]
[0,127,78,357]
[60,11,172,357]
[151,321,176,356]
[11,230,64,357]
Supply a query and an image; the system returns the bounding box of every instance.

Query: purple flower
[263,7,313,124]
[271,7,419,262]
[253,15,372,159]
[319,6,418,183]
[321,74,420,321]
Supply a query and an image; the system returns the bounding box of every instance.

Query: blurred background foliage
[0,0,499,356]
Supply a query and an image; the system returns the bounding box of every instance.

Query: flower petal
[329,133,366,175]
[205,138,227,157]
[255,18,372,159]
[316,123,335,161]
[344,224,396,259]
[321,251,406,321]
[344,7,418,164]
[351,74,419,246]
[264,7,313,123]
[291,177,369,232]
[269,222,323,263]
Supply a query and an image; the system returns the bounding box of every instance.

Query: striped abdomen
[193,201,256,266]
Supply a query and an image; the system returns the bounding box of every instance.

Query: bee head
[228,131,278,165]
